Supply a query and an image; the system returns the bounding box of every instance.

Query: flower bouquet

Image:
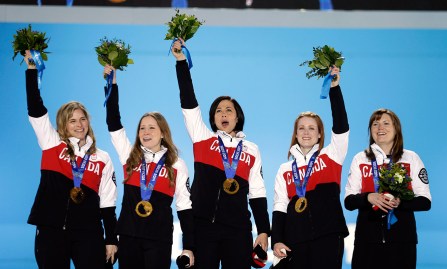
[164,9,203,45]
[95,37,134,71]
[165,9,203,68]
[378,162,415,201]
[299,45,344,99]
[299,45,344,80]
[12,24,49,64]
[95,37,133,106]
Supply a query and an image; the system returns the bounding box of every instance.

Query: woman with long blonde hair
[24,51,118,269]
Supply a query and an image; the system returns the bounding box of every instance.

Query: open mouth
[221,120,229,128]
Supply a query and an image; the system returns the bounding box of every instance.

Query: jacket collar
[68,135,93,155]
[216,130,246,140]
[370,143,389,163]
[289,143,319,161]
[140,145,168,163]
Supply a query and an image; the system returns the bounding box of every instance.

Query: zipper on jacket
[62,198,70,230]
[212,188,221,223]
[381,215,386,243]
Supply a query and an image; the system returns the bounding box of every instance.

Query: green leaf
[334,58,344,67]
[98,55,107,66]
[108,51,118,61]
[127,58,134,64]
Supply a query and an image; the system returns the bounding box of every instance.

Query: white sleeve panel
[273,165,289,213]
[408,151,432,201]
[98,150,118,208]
[174,158,192,211]
[29,113,61,150]
[248,143,267,199]
[109,128,132,165]
[326,130,350,165]
[182,106,214,143]
[344,153,364,198]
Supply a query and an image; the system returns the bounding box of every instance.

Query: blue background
[0,9,446,268]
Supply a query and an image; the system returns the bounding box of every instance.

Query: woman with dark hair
[271,67,349,269]
[171,40,270,269]
[103,65,194,269]
[345,108,432,269]
[23,51,118,269]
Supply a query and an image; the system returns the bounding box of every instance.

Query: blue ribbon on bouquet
[320,72,334,99]
[387,209,398,229]
[169,38,193,69]
[103,70,114,107]
[371,158,398,229]
[29,50,46,90]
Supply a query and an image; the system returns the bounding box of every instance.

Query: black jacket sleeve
[175,60,198,109]
[329,85,349,134]
[344,193,371,211]
[271,211,287,248]
[105,84,123,132]
[25,69,47,117]
[177,209,195,251]
[249,197,271,236]
[399,196,431,212]
[100,206,118,245]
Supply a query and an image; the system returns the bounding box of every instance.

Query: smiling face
[139,115,163,152]
[370,113,396,154]
[295,116,321,154]
[214,99,238,136]
[66,109,89,146]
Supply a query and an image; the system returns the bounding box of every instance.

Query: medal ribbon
[140,153,167,201]
[217,136,243,180]
[169,38,193,69]
[70,154,90,188]
[291,151,319,198]
[103,70,114,107]
[371,158,398,229]
[29,50,45,90]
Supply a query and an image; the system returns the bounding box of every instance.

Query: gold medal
[135,200,153,217]
[70,187,85,204]
[295,197,307,213]
[223,178,239,195]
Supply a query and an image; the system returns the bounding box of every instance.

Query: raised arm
[104,65,123,132]
[172,39,198,109]
[25,51,47,118]
[328,67,349,134]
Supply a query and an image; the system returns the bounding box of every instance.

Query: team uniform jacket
[271,85,349,246]
[105,84,194,249]
[344,143,432,244]
[175,60,270,234]
[25,69,118,245]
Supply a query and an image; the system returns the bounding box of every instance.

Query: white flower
[394,173,404,184]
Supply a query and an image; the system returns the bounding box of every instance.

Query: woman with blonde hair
[24,51,118,269]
